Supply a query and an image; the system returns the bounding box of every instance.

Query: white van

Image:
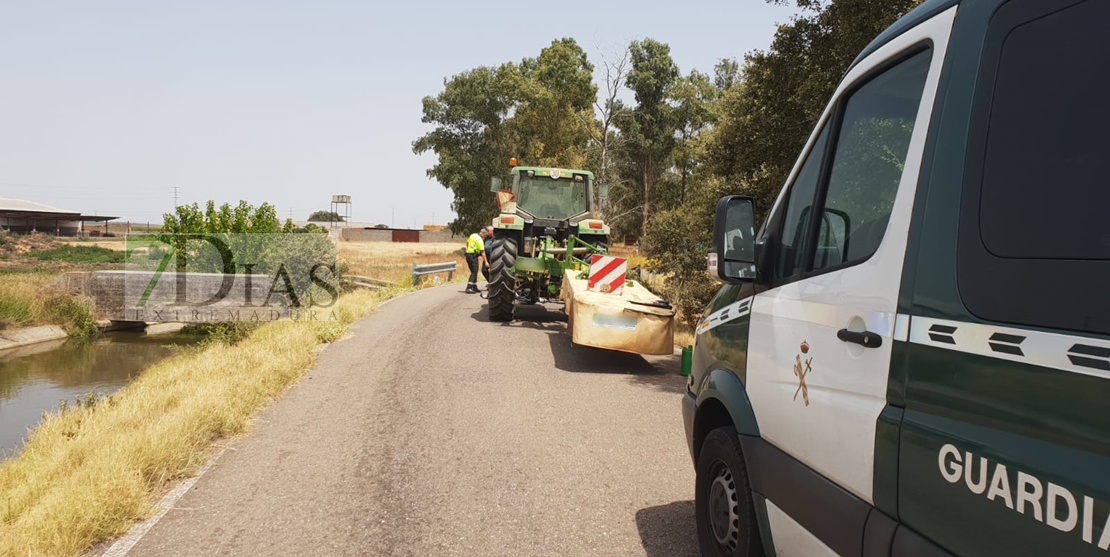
[683,0,1110,555]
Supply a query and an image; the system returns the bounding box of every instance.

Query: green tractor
[486,161,611,322]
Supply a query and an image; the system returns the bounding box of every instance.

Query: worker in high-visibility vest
[464,227,490,294]
[481,226,494,282]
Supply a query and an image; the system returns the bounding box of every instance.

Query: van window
[811,49,931,271]
[775,126,829,280]
[978,0,1110,260]
[958,0,1110,335]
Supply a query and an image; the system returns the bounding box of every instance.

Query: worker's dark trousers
[466,253,479,288]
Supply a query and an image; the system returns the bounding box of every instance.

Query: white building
[0,197,116,236]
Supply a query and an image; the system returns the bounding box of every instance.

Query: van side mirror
[597,183,609,200]
[711,196,757,282]
[490,177,502,193]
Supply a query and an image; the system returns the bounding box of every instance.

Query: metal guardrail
[341,275,398,290]
[411,262,456,285]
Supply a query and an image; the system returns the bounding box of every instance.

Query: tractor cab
[513,167,591,226]
[490,164,607,243]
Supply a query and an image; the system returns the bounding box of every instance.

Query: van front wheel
[695,427,764,557]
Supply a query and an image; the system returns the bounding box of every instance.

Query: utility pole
[288,208,293,220]
[391,207,395,228]
[171,186,180,208]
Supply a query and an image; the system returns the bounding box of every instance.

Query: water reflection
[0,332,197,459]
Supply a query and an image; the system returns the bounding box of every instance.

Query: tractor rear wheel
[488,236,517,322]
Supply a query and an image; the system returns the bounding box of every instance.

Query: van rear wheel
[695,426,764,557]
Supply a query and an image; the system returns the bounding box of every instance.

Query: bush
[180,322,261,346]
[41,295,98,338]
[638,170,741,330]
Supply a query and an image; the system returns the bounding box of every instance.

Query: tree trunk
[642,154,652,238]
[598,141,608,219]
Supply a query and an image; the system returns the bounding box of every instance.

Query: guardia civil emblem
[794,340,814,406]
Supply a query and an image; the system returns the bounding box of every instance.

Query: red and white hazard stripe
[587,254,627,295]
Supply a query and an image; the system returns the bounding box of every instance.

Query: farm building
[0,197,116,236]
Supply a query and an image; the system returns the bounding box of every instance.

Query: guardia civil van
[683,0,1110,555]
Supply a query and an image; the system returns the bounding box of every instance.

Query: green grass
[179,322,262,346]
[27,245,124,264]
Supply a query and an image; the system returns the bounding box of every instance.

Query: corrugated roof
[0,197,78,215]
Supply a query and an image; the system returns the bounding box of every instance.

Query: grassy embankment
[0,286,401,557]
[0,270,97,337]
[0,242,124,337]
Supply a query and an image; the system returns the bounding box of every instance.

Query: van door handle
[837,329,883,348]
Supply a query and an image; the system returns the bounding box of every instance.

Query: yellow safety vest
[467,233,484,254]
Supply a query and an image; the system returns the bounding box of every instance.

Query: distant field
[339,241,467,286]
[63,239,128,252]
[29,245,124,264]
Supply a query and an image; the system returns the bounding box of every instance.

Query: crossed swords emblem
[793,352,814,407]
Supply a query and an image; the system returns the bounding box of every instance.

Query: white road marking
[100,449,226,557]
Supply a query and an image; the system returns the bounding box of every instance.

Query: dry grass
[0,288,392,557]
[0,271,97,336]
[607,244,648,269]
[339,241,468,286]
[61,239,128,252]
[674,329,695,349]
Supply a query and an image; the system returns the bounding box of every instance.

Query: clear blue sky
[0,0,797,228]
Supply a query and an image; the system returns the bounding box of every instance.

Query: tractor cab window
[518,176,588,220]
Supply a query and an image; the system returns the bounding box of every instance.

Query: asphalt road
[115,284,698,557]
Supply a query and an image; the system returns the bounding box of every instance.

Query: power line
[7,194,168,201]
[0,181,100,190]
[171,186,180,208]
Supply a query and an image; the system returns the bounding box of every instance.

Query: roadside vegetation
[0,270,98,337]
[0,234,123,337]
[415,0,923,332]
[27,244,124,264]
[0,286,404,557]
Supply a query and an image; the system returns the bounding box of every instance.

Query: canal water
[0,331,198,459]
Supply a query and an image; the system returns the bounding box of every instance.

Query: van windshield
[517,176,588,220]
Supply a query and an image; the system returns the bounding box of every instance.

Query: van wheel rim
[708,462,740,550]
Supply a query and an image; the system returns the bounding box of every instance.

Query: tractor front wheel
[488,236,517,322]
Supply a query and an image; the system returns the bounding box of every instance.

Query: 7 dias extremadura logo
[123,233,340,323]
